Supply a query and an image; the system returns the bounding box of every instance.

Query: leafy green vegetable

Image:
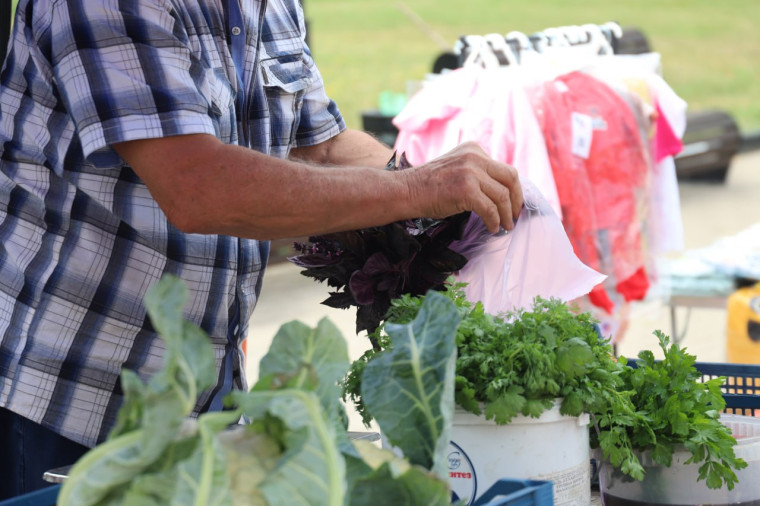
[288,152,477,339]
[348,441,451,505]
[598,330,748,490]
[58,274,226,506]
[59,275,458,505]
[218,425,280,505]
[360,290,460,478]
[226,389,347,506]
[343,282,747,491]
[344,283,620,425]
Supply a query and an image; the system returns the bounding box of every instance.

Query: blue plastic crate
[628,360,760,415]
[694,362,760,415]
[0,485,60,506]
[471,479,553,506]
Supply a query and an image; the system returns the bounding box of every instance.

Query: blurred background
[303,0,760,134]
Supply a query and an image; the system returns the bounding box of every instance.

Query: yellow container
[727,283,760,364]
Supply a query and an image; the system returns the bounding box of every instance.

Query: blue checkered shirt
[0,0,344,447]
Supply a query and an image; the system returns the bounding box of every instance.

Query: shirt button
[231,26,241,36]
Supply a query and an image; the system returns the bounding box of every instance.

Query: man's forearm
[114,134,522,241]
[114,133,415,240]
[289,129,394,169]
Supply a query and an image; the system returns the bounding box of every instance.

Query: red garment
[528,71,651,312]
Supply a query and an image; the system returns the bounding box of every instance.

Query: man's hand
[408,142,523,233]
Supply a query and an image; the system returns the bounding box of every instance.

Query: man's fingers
[483,161,523,226]
[412,143,524,233]
[479,179,514,232]
[509,175,524,223]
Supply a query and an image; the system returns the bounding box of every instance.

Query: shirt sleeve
[292,42,346,148]
[47,1,219,159]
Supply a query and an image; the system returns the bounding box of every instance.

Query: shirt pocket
[259,54,313,153]
[201,67,237,142]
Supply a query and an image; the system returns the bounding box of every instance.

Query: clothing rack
[394,20,688,342]
[454,21,624,68]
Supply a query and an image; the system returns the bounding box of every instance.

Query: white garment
[647,72,688,254]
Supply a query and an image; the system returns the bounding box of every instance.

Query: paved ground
[246,149,760,430]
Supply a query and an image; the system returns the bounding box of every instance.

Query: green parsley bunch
[603,330,748,489]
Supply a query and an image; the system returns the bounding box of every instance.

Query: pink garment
[392,69,478,165]
[654,101,684,163]
[455,180,605,315]
[647,76,687,255]
[393,67,562,219]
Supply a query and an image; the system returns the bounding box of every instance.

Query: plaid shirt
[0,0,344,447]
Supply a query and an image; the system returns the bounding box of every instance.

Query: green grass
[305,0,760,134]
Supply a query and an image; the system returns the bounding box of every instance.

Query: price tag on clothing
[571,112,593,159]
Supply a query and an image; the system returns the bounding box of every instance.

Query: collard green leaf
[360,290,460,478]
[258,317,349,413]
[170,412,238,506]
[348,441,451,506]
[254,316,357,460]
[62,275,458,506]
[218,425,281,506]
[144,276,218,407]
[58,430,150,506]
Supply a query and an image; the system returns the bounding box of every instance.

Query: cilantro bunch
[453,292,622,424]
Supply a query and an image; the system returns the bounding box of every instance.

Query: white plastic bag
[455,180,606,315]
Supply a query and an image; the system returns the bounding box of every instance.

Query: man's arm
[113,133,522,241]
[289,129,394,169]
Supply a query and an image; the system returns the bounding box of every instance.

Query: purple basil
[288,152,492,343]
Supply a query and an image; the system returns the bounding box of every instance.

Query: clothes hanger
[582,23,614,56]
[484,32,518,66]
[460,34,502,68]
[602,22,623,41]
[601,21,623,53]
[561,25,586,46]
[543,27,570,48]
[528,32,550,54]
[506,31,534,56]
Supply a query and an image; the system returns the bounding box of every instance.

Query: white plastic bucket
[599,414,760,505]
[448,400,590,506]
